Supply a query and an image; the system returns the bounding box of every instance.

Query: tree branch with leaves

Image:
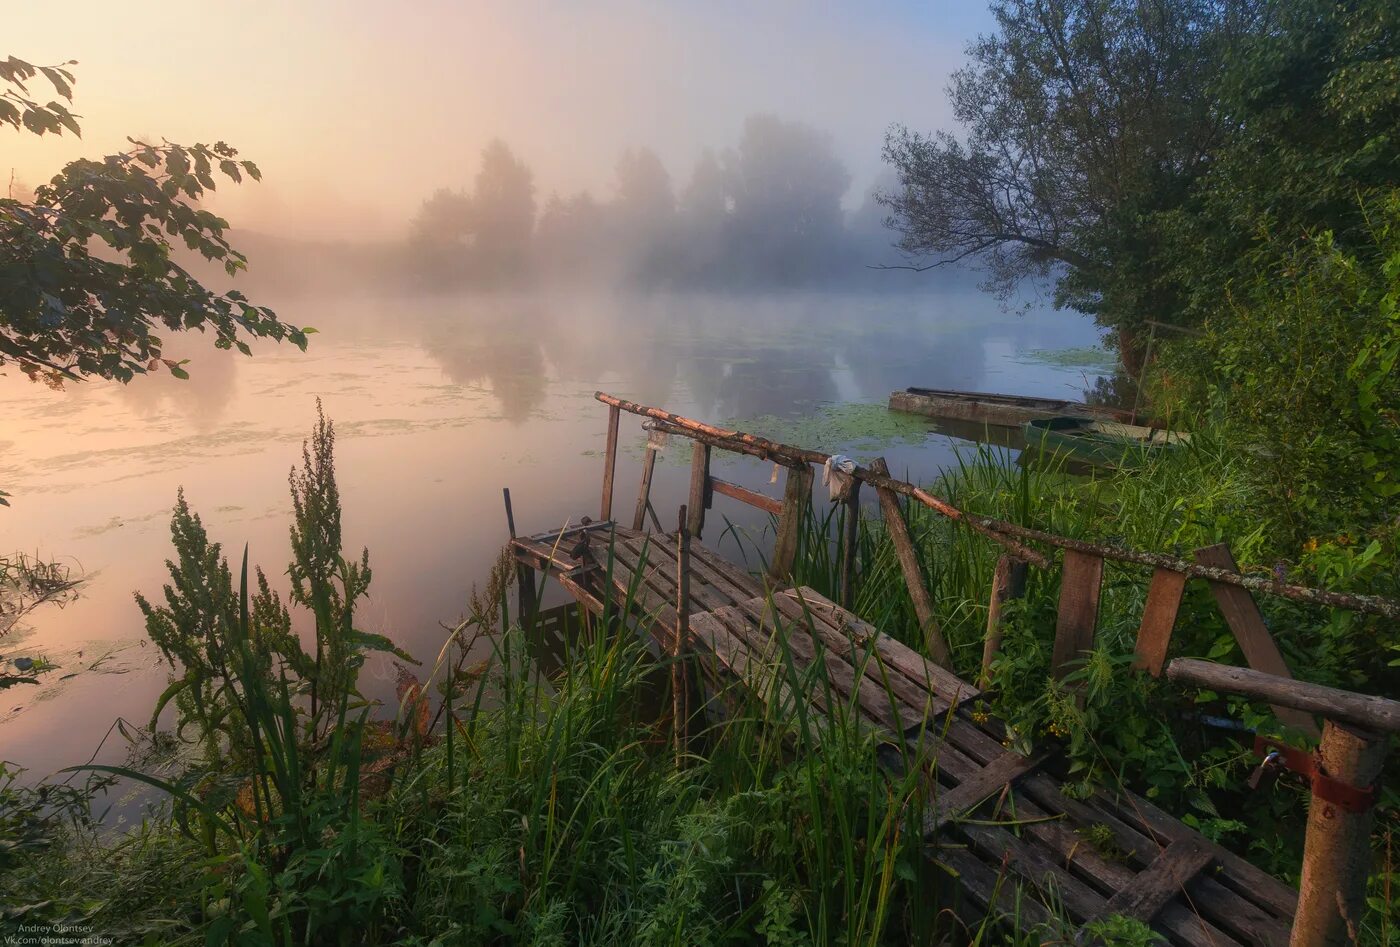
[0,55,312,387]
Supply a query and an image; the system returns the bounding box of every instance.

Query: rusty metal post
[1291,721,1388,947]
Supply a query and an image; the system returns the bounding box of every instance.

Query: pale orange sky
[7,1,982,239]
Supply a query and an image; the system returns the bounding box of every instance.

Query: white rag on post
[823,454,858,502]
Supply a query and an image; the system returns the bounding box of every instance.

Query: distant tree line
[406,115,903,291]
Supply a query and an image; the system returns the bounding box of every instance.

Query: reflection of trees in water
[113,340,239,429]
[380,289,1096,423]
[415,300,549,422]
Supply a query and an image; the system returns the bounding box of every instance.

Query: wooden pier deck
[504,392,1400,946]
[510,522,1298,944]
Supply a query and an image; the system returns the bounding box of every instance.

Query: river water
[0,288,1107,782]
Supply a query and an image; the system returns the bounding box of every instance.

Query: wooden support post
[769,462,813,584]
[1195,543,1319,737]
[503,488,537,625]
[687,442,710,539]
[631,443,658,531]
[674,505,691,763]
[869,457,950,667]
[1165,658,1400,947]
[980,554,1027,686]
[1132,567,1187,676]
[1292,722,1388,947]
[600,404,620,521]
[838,479,861,609]
[1051,550,1104,680]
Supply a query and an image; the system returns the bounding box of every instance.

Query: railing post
[503,488,537,625]
[980,554,1027,686]
[674,505,691,764]
[600,403,620,522]
[1051,550,1103,680]
[1131,567,1187,676]
[632,439,659,531]
[868,457,949,666]
[1196,543,1318,737]
[838,478,861,609]
[1292,721,1388,947]
[1166,659,1400,947]
[687,442,710,539]
[769,462,812,584]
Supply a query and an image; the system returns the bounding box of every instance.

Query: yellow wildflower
[1303,537,1319,553]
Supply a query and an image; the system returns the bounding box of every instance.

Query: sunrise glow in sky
[8,1,990,238]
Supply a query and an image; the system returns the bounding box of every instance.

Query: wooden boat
[1021,416,1188,467]
[888,388,1127,426]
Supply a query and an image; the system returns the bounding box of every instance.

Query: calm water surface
[0,289,1104,781]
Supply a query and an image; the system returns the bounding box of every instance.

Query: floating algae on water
[1015,345,1121,373]
[722,402,933,459]
[602,402,933,468]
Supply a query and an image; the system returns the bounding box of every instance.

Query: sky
[7,1,994,239]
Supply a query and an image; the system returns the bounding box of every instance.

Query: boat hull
[1021,417,1187,468]
[888,388,1124,426]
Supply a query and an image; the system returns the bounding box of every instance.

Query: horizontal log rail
[1167,659,1400,734]
[596,392,1400,620]
[709,476,783,515]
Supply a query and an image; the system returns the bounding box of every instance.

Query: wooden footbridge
[504,392,1400,947]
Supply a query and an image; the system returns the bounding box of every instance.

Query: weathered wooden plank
[1091,838,1214,928]
[937,846,1056,932]
[1051,550,1104,680]
[869,457,950,666]
[980,555,1028,686]
[741,593,939,732]
[631,445,658,531]
[1132,567,1187,677]
[769,462,813,583]
[957,818,1112,923]
[924,749,1051,836]
[600,404,620,521]
[1000,782,1246,947]
[1084,789,1299,923]
[709,476,783,515]
[687,442,710,539]
[1194,543,1319,736]
[775,588,977,708]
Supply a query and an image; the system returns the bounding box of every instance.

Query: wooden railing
[591,391,1400,946]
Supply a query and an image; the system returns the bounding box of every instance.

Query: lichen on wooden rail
[595,391,1400,620]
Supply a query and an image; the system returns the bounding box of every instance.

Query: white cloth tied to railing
[823,454,858,502]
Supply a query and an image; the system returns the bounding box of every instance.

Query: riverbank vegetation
[4,0,1400,942]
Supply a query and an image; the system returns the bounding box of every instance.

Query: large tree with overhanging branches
[879,0,1261,370]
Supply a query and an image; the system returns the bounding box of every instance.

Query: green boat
[1021,417,1189,468]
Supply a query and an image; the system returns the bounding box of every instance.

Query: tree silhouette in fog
[722,115,851,285]
[404,115,925,291]
[611,148,677,286]
[470,140,535,285]
[409,140,535,287]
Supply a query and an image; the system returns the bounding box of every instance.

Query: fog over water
[3,3,1113,789]
[1,288,1105,781]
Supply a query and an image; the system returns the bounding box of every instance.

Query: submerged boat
[1021,416,1189,468]
[888,388,1127,426]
